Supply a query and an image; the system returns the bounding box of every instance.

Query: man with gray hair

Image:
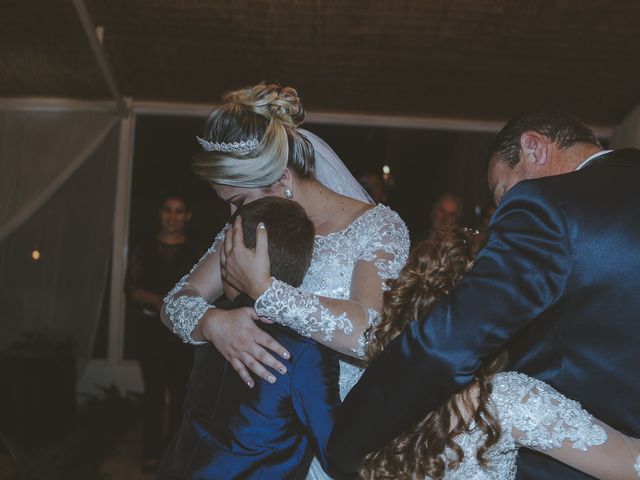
[329,110,640,480]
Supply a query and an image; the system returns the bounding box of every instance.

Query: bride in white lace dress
[361,228,640,480]
[160,83,409,479]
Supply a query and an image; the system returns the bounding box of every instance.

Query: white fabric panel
[0,109,118,241]
[0,108,119,372]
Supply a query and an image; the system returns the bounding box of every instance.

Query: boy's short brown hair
[232,197,314,287]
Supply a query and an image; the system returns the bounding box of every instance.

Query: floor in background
[99,425,154,480]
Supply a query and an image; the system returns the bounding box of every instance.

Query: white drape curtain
[0,104,120,370]
[0,109,119,241]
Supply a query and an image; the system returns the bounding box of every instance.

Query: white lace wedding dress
[254,203,408,388]
[165,202,410,479]
[420,371,639,479]
[251,203,409,480]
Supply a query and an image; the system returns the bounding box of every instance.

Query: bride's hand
[199,307,290,388]
[222,216,273,300]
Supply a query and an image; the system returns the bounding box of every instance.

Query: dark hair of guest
[361,228,507,480]
[232,197,314,288]
[490,109,602,168]
[159,191,191,211]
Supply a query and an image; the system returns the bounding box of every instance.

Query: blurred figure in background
[359,171,388,205]
[125,192,201,472]
[428,193,463,236]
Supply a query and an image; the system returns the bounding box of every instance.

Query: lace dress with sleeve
[164,204,409,480]
[255,203,409,399]
[436,371,640,479]
[292,203,408,480]
[164,204,409,398]
[163,227,228,344]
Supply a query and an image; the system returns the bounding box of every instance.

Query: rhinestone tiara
[196,136,260,154]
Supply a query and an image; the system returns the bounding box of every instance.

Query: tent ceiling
[2,0,640,125]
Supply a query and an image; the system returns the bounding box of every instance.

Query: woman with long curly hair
[360,228,640,480]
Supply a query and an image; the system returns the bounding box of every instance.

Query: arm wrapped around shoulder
[328,180,574,475]
[164,278,213,345]
[161,226,228,344]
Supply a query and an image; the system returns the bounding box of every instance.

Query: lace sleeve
[163,226,228,344]
[495,372,640,479]
[355,205,410,290]
[254,207,409,357]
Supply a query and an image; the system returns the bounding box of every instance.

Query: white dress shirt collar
[575,150,613,171]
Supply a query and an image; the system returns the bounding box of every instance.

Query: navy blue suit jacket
[158,297,341,480]
[328,149,640,480]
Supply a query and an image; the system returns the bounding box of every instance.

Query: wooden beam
[72,0,126,115]
[107,102,135,363]
[133,100,613,138]
[0,97,118,112]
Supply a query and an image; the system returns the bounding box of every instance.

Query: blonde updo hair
[193,82,315,187]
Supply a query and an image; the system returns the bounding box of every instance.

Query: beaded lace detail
[499,373,608,452]
[165,294,211,344]
[255,278,355,341]
[254,204,409,365]
[166,205,408,404]
[351,308,381,357]
[164,227,228,344]
[432,372,608,479]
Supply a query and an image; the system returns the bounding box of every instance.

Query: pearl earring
[285,189,293,199]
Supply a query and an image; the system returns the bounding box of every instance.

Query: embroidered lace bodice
[165,203,409,400]
[255,204,409,399]
[431,372,640,480]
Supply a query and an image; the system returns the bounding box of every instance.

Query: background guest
[428,193,463,237]
[359,171,389,205]
[125,192,201,472]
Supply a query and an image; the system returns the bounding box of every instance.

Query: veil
[299,129,374,205]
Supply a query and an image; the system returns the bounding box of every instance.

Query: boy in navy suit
[158,197,340,479]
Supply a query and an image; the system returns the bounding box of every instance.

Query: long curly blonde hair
[361,227,507,480]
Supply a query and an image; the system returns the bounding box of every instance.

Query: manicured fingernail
[282,351,290,359]
[258,222,266,230]
[247,381,254,388]
[267,375,276,384]
[278,366,287,374]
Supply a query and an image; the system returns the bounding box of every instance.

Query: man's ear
[186,211,193,222]
[520,131,550,166]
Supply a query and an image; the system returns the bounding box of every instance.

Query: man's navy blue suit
[328,149,640,480]
[158,296,341,480]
